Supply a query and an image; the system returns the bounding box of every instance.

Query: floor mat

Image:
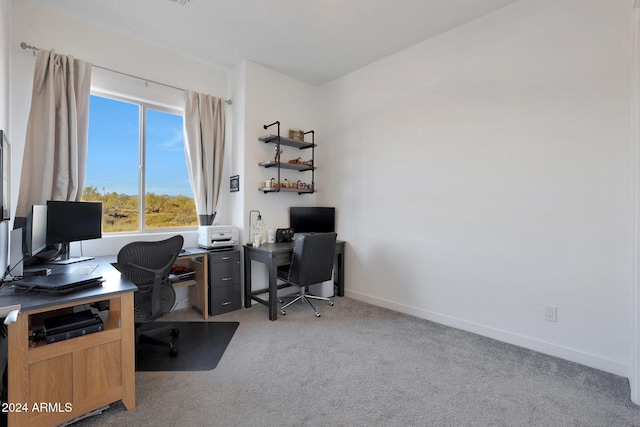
[135,321,239,372]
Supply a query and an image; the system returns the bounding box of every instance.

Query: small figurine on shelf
[274,146,283,162]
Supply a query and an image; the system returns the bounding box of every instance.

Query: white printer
[197,225,239,249]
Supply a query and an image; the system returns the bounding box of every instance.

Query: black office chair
[117,235,184,357]
[277,232,337,317]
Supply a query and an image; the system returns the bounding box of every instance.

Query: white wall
[0,0,10,276]
[8,0,638,396]
[319,0,634,377]
[228,61,247,235]
[10,0,230,255]
[0,0,8,132]
[235,60,320,292]
[242,60,319,238]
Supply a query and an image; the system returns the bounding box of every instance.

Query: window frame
[87,90,197,235]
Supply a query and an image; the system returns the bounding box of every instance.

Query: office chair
[277,232,337,317]
[117,235,184,357]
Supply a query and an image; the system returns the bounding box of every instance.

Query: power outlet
[544,305,557,322]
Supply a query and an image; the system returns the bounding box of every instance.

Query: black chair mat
[135,321,239,372]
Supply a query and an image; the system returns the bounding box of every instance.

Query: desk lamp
[249,210,265,246]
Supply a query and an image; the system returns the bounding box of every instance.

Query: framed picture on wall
[230,175,239,192]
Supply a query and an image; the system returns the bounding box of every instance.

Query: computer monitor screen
[289,207,335,233]
[46,201,102,245]
[26,205,47,257]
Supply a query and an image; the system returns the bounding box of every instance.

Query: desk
[104,247,210,320]
[0,258,137,427]
[244,240,345,320]
[170,248,209,319]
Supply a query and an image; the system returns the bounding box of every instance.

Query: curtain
[15,49,92,218]
[183,90,226,226]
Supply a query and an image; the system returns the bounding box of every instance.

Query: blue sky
[86,95,194,197]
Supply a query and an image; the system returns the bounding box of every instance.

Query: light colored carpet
[73,297,639,427]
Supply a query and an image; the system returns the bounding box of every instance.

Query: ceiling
[31,0,519,86]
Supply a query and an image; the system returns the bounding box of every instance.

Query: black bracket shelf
[258,186,314,195]
[260,122,315,195]
[258,160,315,172]
[259,134,315,149]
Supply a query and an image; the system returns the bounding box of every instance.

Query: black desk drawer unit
[208,250,241,316]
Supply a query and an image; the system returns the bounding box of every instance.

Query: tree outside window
[83,94,197,232]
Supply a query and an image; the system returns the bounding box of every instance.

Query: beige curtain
[15,49,92,217]
[183,91,226,226]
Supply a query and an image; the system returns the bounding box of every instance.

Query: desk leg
[244,248,252,309]
[120,292,136,410]
[268,256,278,321]
[336,251,344,297]
[8,312,28,427]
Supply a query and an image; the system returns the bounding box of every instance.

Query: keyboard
[72,263,98,275]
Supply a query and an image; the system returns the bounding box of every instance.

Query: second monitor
[289,207,335,233]
[46,200,102,264]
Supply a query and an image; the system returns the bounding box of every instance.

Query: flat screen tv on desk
[289,207,335,233]
[46,200,102,264]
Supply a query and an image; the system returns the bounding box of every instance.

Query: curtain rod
[20,42,232,105]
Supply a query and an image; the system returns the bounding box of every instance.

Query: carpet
[135,321,239,372]
[75,300,640,427]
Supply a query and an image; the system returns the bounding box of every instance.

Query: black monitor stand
[46,242,95,265]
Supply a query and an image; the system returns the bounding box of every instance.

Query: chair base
[279,291,334,317]
[136,323,180,357]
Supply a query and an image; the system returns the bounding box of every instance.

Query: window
[83,93,197,233]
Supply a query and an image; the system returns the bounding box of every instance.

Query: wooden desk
[170,248,209,320]
[1,258,137,427]
[105,248,210,320]
[243,240,345,320]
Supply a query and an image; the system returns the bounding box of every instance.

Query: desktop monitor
[289,207,335,233]
[26,204,47,257]
[46,201,102,261]
[16,204,52,271]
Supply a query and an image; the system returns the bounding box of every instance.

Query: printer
[198,225,239,249]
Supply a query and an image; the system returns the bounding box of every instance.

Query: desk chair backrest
[284,232,337,287]
[117,235,184,322]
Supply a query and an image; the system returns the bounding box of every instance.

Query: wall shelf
[259,134,315,149]
[259,122,316,195]
[258,160,315,172]
[258,186,314,195]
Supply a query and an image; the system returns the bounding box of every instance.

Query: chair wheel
[315,312,321,318]
[278,298,284,303]
[280,310,286,316]
[171,328,180,337]
[328,301,334,306]
[169,348,179,357]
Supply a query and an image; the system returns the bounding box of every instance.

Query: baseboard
[346,290,629,378]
